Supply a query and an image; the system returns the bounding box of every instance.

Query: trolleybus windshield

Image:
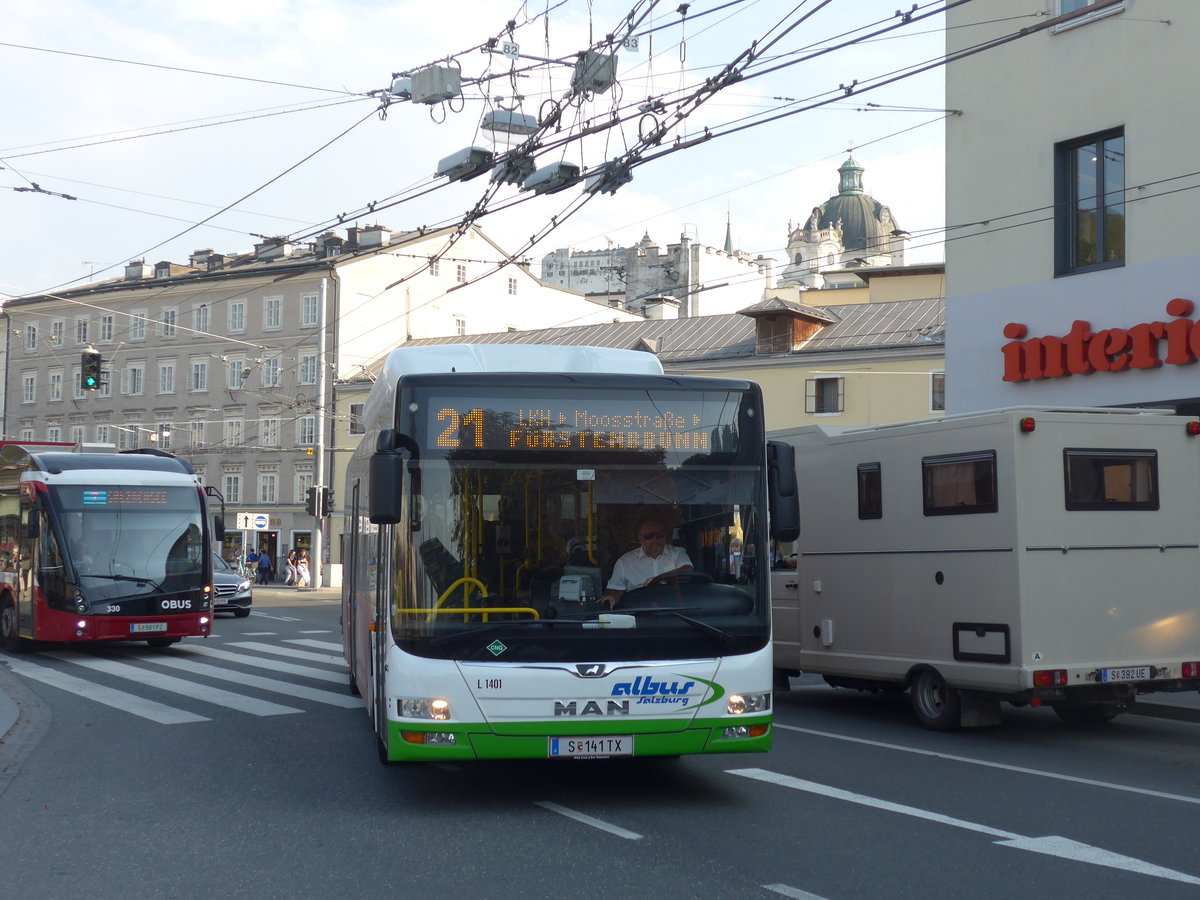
[46,484,205,598]
[391,385,768,661]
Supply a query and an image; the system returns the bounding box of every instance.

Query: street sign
[236,512,270,531]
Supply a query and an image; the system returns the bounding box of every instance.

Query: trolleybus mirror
[369,451,404,525]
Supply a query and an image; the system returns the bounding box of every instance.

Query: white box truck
[769,407,1200,730]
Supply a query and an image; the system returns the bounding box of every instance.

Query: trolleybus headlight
[73,589,90,614]
[398,697,452,720]
[727,692,771,715]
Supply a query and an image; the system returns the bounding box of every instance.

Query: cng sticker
[487,640,507,656]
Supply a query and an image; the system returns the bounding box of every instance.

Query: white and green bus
[342,344,798,762]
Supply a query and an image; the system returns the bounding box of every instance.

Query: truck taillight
[1033,669,1068,687]
[1183,662,1200,678]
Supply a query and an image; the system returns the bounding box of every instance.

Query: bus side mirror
[767,440,800,542]
[214,517,226,542]
[368,452,404,525]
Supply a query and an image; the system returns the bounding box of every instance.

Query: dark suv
[212,554,252,617]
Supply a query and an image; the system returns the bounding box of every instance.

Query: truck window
[1063,448,1158,510]
[922,451,997,516]
[857,463,882,519]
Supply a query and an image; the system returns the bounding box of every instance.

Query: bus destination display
[431,399,736,454]
[81,489,171,506]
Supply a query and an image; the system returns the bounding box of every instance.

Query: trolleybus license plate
[1100,665,1151,683]
[548,736,633,758]
[129,622,168,634]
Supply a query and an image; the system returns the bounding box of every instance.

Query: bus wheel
[1,595,30,654]
[909,669,961,731]
[146,638,181,649]
[377,730,396,766]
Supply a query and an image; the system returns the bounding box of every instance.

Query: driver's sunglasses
[639,531,664,540]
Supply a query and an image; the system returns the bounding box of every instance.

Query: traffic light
[81,348,103,391]
[305,486,319,516]
[320,487,333,515]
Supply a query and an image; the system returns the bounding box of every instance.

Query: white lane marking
[5,658,209,724]
[249,613,302,622]
[774,723,1200,807]
[298,630,331,634]
[729,768,1200,886]
[763,885,830,900]
[44,652,302,716]
[285,638,343,652]
[242,632,278,636]
[224,641,344,665]
[534,801,643,840]
[142,655,360,708]
[182,645,346,683]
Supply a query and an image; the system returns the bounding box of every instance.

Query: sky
[1,0,956,302]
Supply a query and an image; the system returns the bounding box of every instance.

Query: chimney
[643,296,680,320]
[358,225,391,248]
[124,260,152,280]
[189,249,214,268]
[318,232,345,258]
[254,237,293,260]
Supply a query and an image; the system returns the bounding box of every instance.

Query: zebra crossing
[3,634,357,724]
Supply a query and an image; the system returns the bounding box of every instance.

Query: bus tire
[1,595,30,654]
[377,730,396,766]
[909,668,961,731]
[233,607,251,618]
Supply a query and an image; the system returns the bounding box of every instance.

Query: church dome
[804,157,899,254]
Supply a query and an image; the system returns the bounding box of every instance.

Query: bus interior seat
[418,538,465,599]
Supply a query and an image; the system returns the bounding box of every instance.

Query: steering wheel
[645,571,713,588]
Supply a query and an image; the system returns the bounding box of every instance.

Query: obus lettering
[161,599,193,610]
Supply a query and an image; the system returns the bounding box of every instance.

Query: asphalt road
[2,596,1200,899]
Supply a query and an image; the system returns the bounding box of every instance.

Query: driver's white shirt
[606,545,693,592]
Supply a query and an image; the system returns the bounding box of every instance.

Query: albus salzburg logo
[553,674,722,716]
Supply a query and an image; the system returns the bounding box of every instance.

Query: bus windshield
[390,384,768,662]
[46,484,205,598]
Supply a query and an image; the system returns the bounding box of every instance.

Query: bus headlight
[73,589,90,615]
[727,692,771,715]
[398,698,451,720]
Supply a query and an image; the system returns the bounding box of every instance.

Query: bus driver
[600,518,693,609]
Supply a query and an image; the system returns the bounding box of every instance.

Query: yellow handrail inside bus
[430,576,487,622]
[400,606,540,622]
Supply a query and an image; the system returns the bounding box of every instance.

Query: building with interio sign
[943,0,1200,415]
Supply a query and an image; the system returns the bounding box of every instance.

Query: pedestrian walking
[256,551,274,585]
[284,549,299,586]
[296,549,310,588]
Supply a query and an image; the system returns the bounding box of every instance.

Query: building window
[190,360,208,392]
[227,357,246,390]
[99,315,114,343]
[47,426,61,443]
[188,420,206,448]
[930,371,946,412]
[507,276,518,296]
[301,293,319,327]
[155,423,172,451]
[75,318,89,345]
[299,353,318,385]
[21,373,35,404]
[194,304,209,336]
[1054,0,1124,30]
[258,469,278,504]
[224,418,244,447]
[123,365,145,396]
[19,428,34,442]
[1055,128,1124,276]
[298,416,316,446]
[158,308,177,338]
[48,370,63,402]
[804,376,844,414]
[229,301,246,334]
[99,370,112,398]
[50,320,64,347]
[454,316,466,336]
[118,424,139,450]
[348,402,365,435]
[95,424,110,444]
[263,296,282,330]
[430,258,440,277]
[295,468,314,504]
[262,357,281,388]
[158,362,175,394]
[456,263,467,283]
[130,312,146,341]
[23,324,37,351]
[260,417,280,447]
[223,471,242,505]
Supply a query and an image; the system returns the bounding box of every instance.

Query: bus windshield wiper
[618,607,733,642]
[79,573,166,592]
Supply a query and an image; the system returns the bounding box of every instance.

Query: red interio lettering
[1001,300,1197,382]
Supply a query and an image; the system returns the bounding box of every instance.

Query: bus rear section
[344,354,787,762]
[0,447,217,651]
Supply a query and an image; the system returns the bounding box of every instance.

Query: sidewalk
[253,582,341,601]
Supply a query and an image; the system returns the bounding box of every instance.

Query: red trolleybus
[0,445,224,651]
[343,345,798,763]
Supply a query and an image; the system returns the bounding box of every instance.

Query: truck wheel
[909,669,961,731]
[1053,703,1120,724]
